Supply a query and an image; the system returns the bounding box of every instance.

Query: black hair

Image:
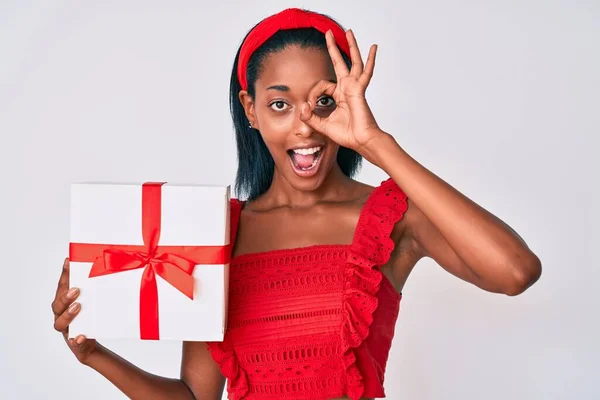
[229,10,362,201]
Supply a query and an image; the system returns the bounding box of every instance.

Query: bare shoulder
[346,179,377,207]
[180,341,225,399]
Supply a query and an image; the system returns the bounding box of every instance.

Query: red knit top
[207,178,408,400]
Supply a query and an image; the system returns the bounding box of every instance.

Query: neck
[261,163,355,209]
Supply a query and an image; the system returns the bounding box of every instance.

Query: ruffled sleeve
[205,198,249,399]
[206,339,249,399]
[341,178,408,400]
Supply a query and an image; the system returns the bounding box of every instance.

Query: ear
[238,90,258,129]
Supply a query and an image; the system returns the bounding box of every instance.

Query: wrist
[80,343,105,369]
[359,130,401,168]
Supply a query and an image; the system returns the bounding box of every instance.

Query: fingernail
[66,287,79,299]
[68,302,80,314]
[76,336,85,345]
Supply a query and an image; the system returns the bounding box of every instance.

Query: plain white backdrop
[1,0,598,399]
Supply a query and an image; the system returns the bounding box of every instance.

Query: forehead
[255,45,336,92]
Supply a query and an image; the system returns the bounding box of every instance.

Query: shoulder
[365,177,409,213]
[367,178,417,252]
[348,177,411,246]
[375,182,426,272]
[346,179,377,210]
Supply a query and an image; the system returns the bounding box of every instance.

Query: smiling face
[239,45,341,192]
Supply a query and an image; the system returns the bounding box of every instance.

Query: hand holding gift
[51,258,98,364]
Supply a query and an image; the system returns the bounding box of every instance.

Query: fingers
[54,300,81,333]
[52,257,81,337]
[346,30,364,77]
[52,258,78,316]
[359,44,378,87]
[58,258,70,289]
[325,30,349,78]
[328,29,377,88]
[53,258,70,305]
[306,79,337,112]
[300,102,328,136]
[52,285,80,316]
[68,334,89,347]
[300,79,338,134]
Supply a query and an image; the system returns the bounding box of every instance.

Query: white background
[1,0,598,399]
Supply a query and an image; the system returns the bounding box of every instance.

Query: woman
[51,8,542,400]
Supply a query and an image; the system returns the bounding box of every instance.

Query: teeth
[292,146,321,155]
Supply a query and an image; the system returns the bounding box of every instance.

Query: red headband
[237,8,351,90]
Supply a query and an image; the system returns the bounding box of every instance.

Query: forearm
[84,343,195,400]
[366,132,540,281]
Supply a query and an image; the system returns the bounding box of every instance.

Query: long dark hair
[230,10,362,200]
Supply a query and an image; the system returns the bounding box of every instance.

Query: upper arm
[180,341,226,400]
[402,198,482,286]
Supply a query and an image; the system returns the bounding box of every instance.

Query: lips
[287,145,325,177]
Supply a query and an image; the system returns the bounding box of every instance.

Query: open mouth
[287,146,324,175]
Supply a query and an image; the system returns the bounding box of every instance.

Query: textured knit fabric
[207,178,408,400]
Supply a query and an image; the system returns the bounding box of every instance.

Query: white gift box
[68,182,230,341]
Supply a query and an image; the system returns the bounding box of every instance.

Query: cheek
[262,111,295,132]
[256,101,297,127]
[258,130,288,156]
[325,144,340,163]
[258,115,294,145]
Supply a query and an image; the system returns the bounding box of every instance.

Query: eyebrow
[266,84,290,92]
[265,79,337,92]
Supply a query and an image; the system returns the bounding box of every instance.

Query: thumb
[300,102,328,134]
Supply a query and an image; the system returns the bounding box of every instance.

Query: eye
[316,96,335,107]
[269,100,289,111]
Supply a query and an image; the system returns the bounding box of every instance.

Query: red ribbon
[69,182,230,340]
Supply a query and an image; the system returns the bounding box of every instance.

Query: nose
[293,106,314,137]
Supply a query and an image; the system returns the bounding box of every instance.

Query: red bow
[69,182,230,340]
